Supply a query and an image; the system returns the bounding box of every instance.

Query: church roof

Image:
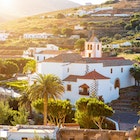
[43,52,133,66]
[44,53,82,63]
[63,75,80,82]
[88,35,99,42]
[76,57,133,66]
[63,70,109,82]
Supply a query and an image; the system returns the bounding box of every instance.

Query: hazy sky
[0,0,108,17]
[69,0,108,5]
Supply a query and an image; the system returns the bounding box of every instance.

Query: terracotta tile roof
[63,70,109,82]
[63,75,81,82]
[79,70,110,80]
[44,53,82,63]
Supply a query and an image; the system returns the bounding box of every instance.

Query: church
[37,35,134,104]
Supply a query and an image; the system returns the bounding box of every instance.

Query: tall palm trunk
[43,93,48,125]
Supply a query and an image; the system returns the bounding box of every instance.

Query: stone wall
[57,126,140,140]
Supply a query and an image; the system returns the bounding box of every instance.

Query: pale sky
[69,0,108,5]
[0,0,108,17]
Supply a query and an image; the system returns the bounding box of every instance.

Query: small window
[121,68,123,73]
[110,68,113,73]
[87,44,90,50]
[90,44,92,50]
[67,84,71,91]
[67,68,69,73]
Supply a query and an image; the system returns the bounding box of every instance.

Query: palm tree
[18,85,33,119]
[29,74,64,125]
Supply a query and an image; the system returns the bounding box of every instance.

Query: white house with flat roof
[23,44,60,60]
[0,33,9,41]
[36,35,134,104]
[0,125,58,140]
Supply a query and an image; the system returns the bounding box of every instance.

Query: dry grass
[117,53,140,61]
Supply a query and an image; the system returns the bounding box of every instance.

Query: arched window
[79,84,89,95]
[90,44,92,50]
[114,79,120,89]
[87,44,90,50]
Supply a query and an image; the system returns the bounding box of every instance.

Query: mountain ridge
[0,0,80,22]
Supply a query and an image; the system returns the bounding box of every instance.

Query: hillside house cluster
[34,35,134,104]
[23,33,53,39]
[68,6,131,17]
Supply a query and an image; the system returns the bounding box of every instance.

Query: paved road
[110,111,139,130]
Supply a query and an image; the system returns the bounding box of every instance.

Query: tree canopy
[130,64,140,86]
[74,38,86,51]
[32,99,72,127]
[75,97,113,130]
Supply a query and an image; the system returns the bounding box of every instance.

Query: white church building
[37,35,134,104]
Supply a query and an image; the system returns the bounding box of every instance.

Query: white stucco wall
[37,58,134,104]
[37,62,68,79]
[97,80,119,103]
[63,78,119,104]
[94,65,134,88]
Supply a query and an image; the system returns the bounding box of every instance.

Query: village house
[0,125,58,140]
[0,33,9,41]
[75,10,87,17]
[93,7,113,13]
[23,44,60,60]
[74,25,84,30]
[35,50,66,62]
[23,33,53,39]
[36,35,134,104]
[69,35,80,39]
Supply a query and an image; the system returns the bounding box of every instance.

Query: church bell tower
[85,34,102,58]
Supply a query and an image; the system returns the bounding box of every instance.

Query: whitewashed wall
[62,78,119,104]
[37,62,67,79]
